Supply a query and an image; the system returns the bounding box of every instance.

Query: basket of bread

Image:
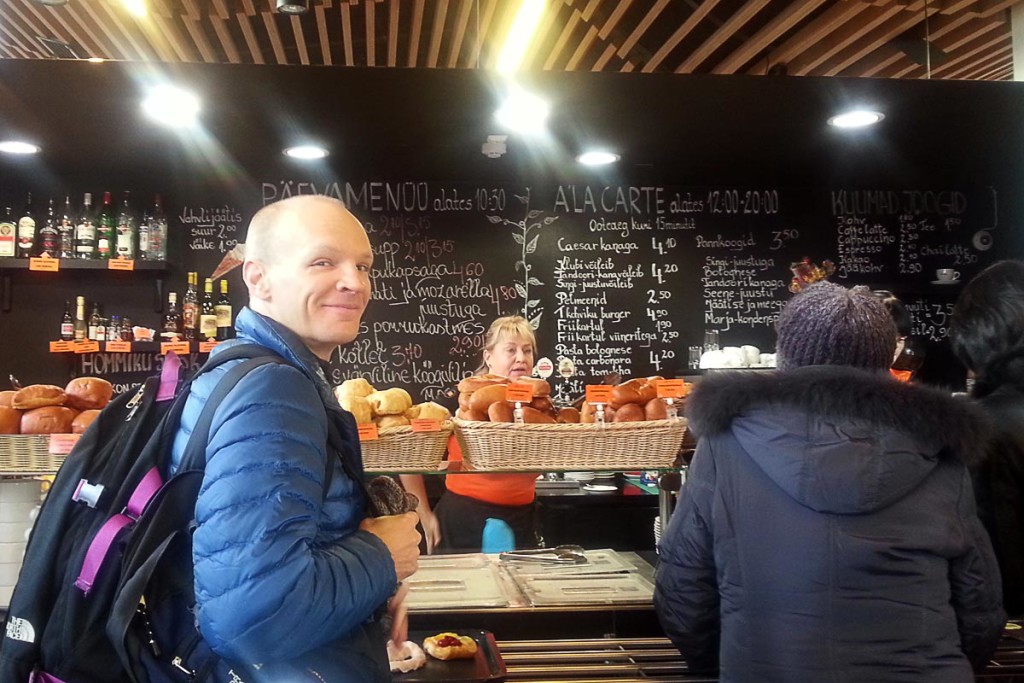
[334,379,453,472]
[0,377,112,474]
[453,375,689,471]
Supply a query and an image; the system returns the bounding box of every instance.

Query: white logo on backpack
[5,616,35,643]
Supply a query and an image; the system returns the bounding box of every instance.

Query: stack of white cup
[0,480,42,606]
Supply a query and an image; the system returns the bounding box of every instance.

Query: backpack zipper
[171,655,195,679]
[125,384,146,422]
[136,596,162,657]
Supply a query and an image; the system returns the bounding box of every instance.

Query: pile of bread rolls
[334,378,451,428]
[455,375,581,424]
[0,377,112,435]
[580,376,691,423]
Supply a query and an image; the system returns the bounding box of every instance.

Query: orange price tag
[586,385,613,405]
[105,341,131,353]
[505,383,534,403]
[199,341,219,353]
[29,257,59,272]
[48,433,81,455]
[411,419,441,433]
[74,341,100,354]
[656,379,686,399]
[161,341,190,355]
[107,258,135,271]
[357,423,379,441]
[49,341,73,353]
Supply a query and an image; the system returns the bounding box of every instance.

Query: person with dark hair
[871,289,925,381]
[655,281,1004,681]
[949,259,1024,617]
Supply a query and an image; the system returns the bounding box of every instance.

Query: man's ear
[243,260,271,301]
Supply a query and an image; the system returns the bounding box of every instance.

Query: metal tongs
[499,545,588,565]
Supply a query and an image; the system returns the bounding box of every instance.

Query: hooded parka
[655,366,1005,682]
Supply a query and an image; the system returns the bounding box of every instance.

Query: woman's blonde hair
[476,315,537,374]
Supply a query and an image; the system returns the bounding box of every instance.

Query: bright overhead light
[283,145,329,160]
[0,141,41,155]
[276,0,310,14]
[496,0,547,74]
[576,151,620,166]
[87,57,105,63]
[141,85,200,128]
[828,110,884,128]
[122,0,146,17]
[32,0,69,6]
[495,88,549,135]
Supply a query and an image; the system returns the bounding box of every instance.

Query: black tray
[395,629,505,682]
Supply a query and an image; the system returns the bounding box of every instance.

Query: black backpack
[0,344,289,683]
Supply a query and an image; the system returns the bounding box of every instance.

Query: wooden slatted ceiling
[0,0,1020,81]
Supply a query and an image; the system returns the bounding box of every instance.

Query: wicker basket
[0,435,67,475]
[453,418,687,471]
[360,421,453,472]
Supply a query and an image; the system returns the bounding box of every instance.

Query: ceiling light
[87,57,105,63]
[0,141,41,155]
[827,110,884,128]
[141,85,200,128]
[283,145,329,160]
[276,0,310,14]
[122,0,146,17]
[577,151,620,166]
[495,88,549,135]
[32,0,69,6]
[496,0,547,74]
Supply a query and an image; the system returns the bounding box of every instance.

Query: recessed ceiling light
[276,0,310,14]
[495,88,549,135]
[87,57,105,63]
[122,0,146,17]
[0,141,41,155]
[827,110,884,128]
[576,151,620,166]
[32,0,69,6]
[283,145,329,159]
[141,85,200,128]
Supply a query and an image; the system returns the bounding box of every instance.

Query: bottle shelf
[47,340,227,354]
[0,257,168,271]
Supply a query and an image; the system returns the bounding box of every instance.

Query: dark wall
[1,60,1022,398]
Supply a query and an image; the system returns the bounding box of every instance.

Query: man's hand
[388,582,410,645]
[417,508,442,555]
[361,511,421,580]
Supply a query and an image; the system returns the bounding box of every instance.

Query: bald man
[168,195,419,682]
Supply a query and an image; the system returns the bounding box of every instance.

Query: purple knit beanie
[776,282,897,371]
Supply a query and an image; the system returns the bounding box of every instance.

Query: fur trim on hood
[686,365,991,468]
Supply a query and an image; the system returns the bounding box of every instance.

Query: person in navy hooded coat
[655,281,1004,682]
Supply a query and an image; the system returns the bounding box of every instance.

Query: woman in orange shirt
[401,316,541,553]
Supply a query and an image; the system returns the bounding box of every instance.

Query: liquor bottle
[215,279,233,341]
[161,291,182,342]
[140,194,167,261]
[121,316,134,342]
[38,197,59,257]
[0,207,15,258]
[60,301,74,341]
[109,315,122,342]
[181,271,198,340]
[199,278,217,341]
[73,296,87,341]
[16,192,36,258]
[88,302,101,341]
[96,191,115,259]
[95,316,107,342]
[115,191,136,259]
[75,192,97,259]
[58,195,75,258]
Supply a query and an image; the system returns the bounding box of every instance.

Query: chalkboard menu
[253,179,1000,408]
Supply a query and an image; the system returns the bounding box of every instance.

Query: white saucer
[931,280,961,285]
[583,484,617,493]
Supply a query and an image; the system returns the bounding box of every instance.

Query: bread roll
[64,377,113,410]
[457,374,507,393]
[457,392,472,412]
[512,377,551,398]
[376,414,411,429]
[0,391,15,408]
[455,408,488,422]
[366,388,413,416]
[487,401,515,423]
[644,398,668,421]
[0,406,20,434]
[12,385,66,410]
[468,384,507,414]
[21,406,76,434]
[529,396,553,415]
[636,380,658,405]
[410,402,451,422]
[335,378,375,401]
[520,406,557,424]
[422,633,478,661]
[556,407,580,424]
[613,403,645,423]
[339,395,372,425]
[581,402,616,424]
[72,409,101,434]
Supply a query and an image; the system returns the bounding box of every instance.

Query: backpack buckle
[72,479,104,508]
